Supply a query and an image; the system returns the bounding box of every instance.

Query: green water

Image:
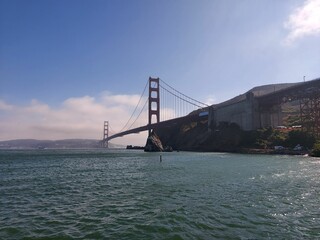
[0,149,319,239]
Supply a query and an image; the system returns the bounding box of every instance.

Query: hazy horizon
[1,0,319,145]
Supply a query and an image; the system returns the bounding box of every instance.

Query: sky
[1,0,320,145]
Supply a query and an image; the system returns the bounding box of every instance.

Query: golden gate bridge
[102,77,320,148]
[102,77,209,148]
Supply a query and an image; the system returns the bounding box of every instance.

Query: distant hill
[0,139,124,149]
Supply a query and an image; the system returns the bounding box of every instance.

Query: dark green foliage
[254,139,269,149]
[284,115,301,126]
[269,130,286,146]
[311,142,320,157]
[157,118,318,152]
[241,128,316,150]
[285,130,315,148]
[241,127,286,149]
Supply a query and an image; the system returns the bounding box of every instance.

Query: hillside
[0,139,123,149]
[157,82,312,152]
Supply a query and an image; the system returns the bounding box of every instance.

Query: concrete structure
[208,78,320,134]
[210,92,258,131]
[103,77,320,147]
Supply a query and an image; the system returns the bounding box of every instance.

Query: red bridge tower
[148,77,160,136]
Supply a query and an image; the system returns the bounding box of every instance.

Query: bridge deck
[106,114,207,141]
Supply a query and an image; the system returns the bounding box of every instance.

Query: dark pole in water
[160,155,162,162]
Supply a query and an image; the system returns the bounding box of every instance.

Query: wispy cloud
[0,100,14,110]
[0,93,148,145]
[205,95,217,105]
[284,0,320,45]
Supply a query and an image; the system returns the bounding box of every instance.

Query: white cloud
[24,99,50,114]
[101,91,143,108]
[284,0,320,45]
[0,93,149,145]
[205,95,217,105]
[0,100,14,110]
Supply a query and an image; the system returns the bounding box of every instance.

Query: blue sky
[0,0,320,144]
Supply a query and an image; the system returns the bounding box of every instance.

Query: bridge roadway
[257,77,320,104]
[106,113,208,141]
[106,77,320,142]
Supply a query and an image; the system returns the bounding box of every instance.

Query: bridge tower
[103,121,109,148]
[148,77,160,136]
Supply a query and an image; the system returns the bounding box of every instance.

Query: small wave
[1,150,319,239]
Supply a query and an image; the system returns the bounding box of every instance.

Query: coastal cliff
[156,119,316,154]
[156,119,242,152]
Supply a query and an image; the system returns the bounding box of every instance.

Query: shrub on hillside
[311,142,320,157]
[286,130,315,149]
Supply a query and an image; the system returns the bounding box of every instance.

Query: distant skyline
[1,0,320,145]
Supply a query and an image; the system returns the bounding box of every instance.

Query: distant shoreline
[0,139,124,149]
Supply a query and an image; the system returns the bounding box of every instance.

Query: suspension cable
[109,125,116,135]
[119,79,149,132]
[128,97,148,130]
[160,84,204,109]
[159,78,209,107]
[111,77,209,136]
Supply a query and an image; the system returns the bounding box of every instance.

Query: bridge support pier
[148,77,160,136]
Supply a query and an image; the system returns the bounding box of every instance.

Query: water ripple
[0,150,319,239]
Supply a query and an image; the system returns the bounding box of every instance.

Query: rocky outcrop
[144,131,164,152]
[156,120,244,152]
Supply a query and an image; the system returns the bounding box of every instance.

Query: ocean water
[0,149,319,239]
